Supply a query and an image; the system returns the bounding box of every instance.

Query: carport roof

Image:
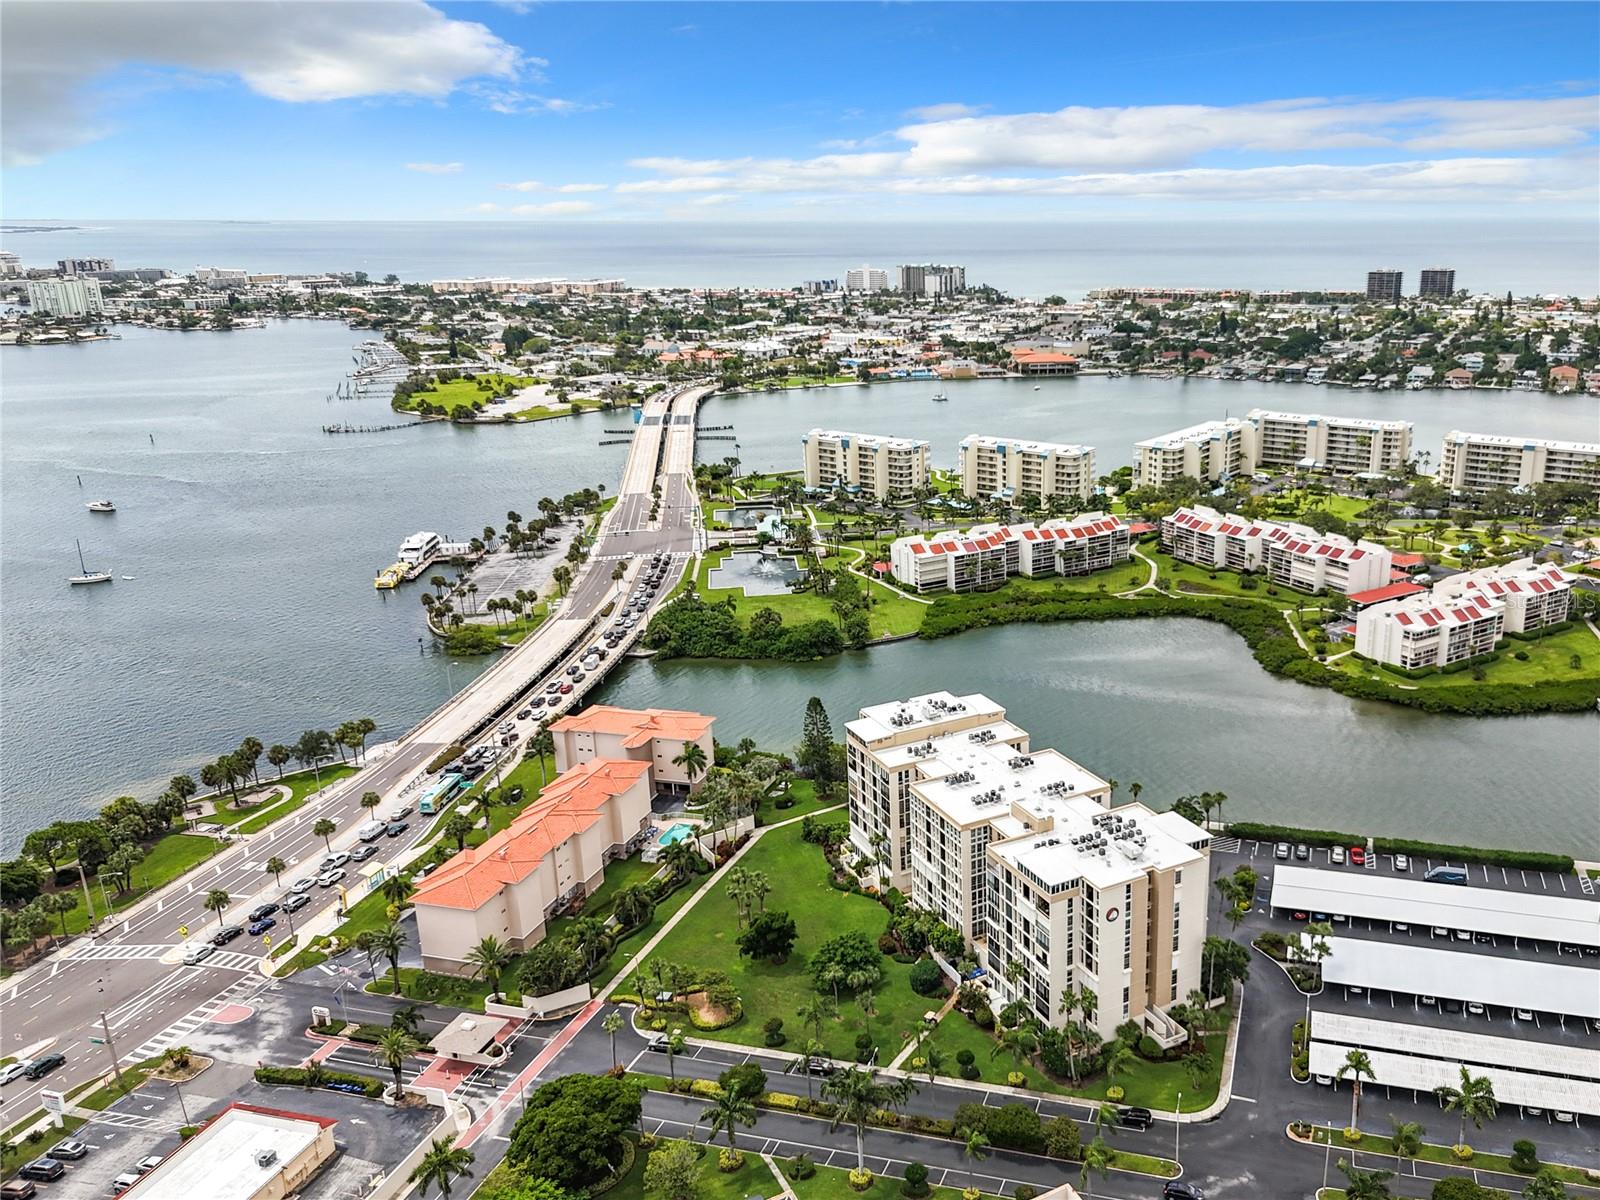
[1308,1041,1600,1116]
[1310,1010,1600,1081]
[1270,864,1600,947]
[1319,936,1600,1019]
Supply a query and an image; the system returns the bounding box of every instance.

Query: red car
[1349,846,1366,866]
[558,682,574,694]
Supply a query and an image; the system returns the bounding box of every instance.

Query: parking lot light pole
[1175,1091,1182,1164]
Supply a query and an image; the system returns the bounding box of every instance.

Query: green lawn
[691,549,925,639]
[367,965,510,1008]
[1334,623,1600,689]
[922,1006,1230,1113]
[788,1162,980,1199]
[201,764,356,827]
[544,854,664,946]
[1143,548,1282,603]
[1304,1125,1594,1185]
[757,779,842,825]
[604,1140,780,1200]
[596,863,718,990]
[397,372,535,412]
[637,824,930,1061]
[51,833,224,936]
[233,764,358,835]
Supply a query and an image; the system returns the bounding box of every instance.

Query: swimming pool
[658,822,695,846]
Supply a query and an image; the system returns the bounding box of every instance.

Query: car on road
[1394,853,1410,872]
[499,721,515,735]
[15,1161,61,1183]
[1349,846,1366,866]
[0,1061,29,1086]
[49,1140,87,1161]
[1294,844,1310,861]
[1515,1008,1534,1021]
[1163,1183,1205,1200]
[316,868,346,887]
[1274,842,1290,860]
[211,925,244,946]
[290,877,316,893]
[1466,1002,1486,1016]
[1116,1106,1153,1130]
[1424,865,1468,884]
[1330,846,1346,865]
[350,843,378,862]
[558,682,574,694]
[545,681,562,693]
[182,943,215,966]
[320,851,350,870]
[248,917,277,936]
[388,804,413,822]
[386,820,410,838]
[282,892,311,913]
[22,1053,64,1081]
[248,903,279,921]
[565,664,580,676]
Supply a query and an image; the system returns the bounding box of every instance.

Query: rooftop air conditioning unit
[254,1149,279,1169]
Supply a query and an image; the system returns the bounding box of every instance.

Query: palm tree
[1079,1135,1114,1196]
[203,889,230,928]
[312,818,337,851]
[672,741,708,786]
[373,922,408,996]
[527,726,555,787]
[354,930,380,980]
[379,873,415,909]
[444,812,476,852]
[800,1037,826,1102]
[372,1025,419,1100]
[821,1067,893,1172]
[701,1086,758,1149]
[662,839,700,885]
[797,995,836,1041]
[1389,1117,1424,1161]
[1336,1157,1395,1200]
[1337,1048,1376,1131]
[665,1028,686,1085]
[1104,1042,1136,1086]
[265,856,286,886]
[959,1126,990,1192]
[408,1139,474,1198]
[1434,1065,1497,1151]
[602,1011,624,1069]
[466,936,512,1000]
[361,791,382,816]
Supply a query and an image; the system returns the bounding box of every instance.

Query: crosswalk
[71,942,261,973]
[122,977,268,1063]
[1581,872,1596,897]
[84,1109,184,1133]
[1211,835,1242,854]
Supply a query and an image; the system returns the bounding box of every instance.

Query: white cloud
[406,161,464,174]
[495,180,606,193]
[904,102,983,121]
[688,194,739,207]
[3,0,522,165]
[474,200,598,216]
[555,182,607,193]
[476,88,607,116]
[496,180,544,191]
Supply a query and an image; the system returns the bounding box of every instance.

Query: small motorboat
[86,499,116,512]
[69,539,113,585]
[1033,385,1041,391]
[930,391,949,402]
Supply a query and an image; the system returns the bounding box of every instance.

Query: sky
[3,1,1597,222]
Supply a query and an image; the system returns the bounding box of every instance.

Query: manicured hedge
[254,1065,384,1098]
[919,589,1600,716]
[1224,822,1575,873]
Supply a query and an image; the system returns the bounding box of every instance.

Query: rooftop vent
[254,1149,279,1169]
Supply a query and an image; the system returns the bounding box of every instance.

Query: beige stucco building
[958,435,1096,503]
[549,704,716,796]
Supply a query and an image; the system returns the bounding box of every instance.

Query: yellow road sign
[177,925,188,938]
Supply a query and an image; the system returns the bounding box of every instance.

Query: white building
[1133,419,1249,487]
[801,428,930,499]
[126,1102,338,1200]
[1161,505,1392,594]
[58,256,114,275]
[889,514,1132,594]
[1438,431,1600,493]
[1431,559,1573,635]
[194,266,250,286]
[1242,409,1413,475]
[1355,592,1505,670]
[846,692,1210,1043]
[959,434,1096,503]
[0,249,21,277]
[25,276,105,317]
[844,265,891,293]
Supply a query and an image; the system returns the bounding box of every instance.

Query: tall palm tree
[408,1139,474,1198]
[380,873,415,909]
[701,1087,758,1149]
[1103,1042,1136,1086]
[661,839,700,885]
[373,922,408,996]
[665,1028,686,1085]
[312,818,337,851]
[466,936,512,1000]
[959,1127,990,1193]
[361,791,382,816]
[800,1037,826,1102]
[672,741,708,786]
[371,1025,419,1100]
[797,995,836,1042]
[602,1011,624,1069]
[1337,1048,1376,1131]
[1336,1157,1395,1200]
[1434,1065,1497,1151]
[527,727,555,787]
[265,856,286,886]
[203,889,231,928]
[821,1067,893,1172]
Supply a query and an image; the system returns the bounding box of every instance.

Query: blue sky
[4,2,1596,220]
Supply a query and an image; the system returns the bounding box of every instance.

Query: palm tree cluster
[196,719,374,804]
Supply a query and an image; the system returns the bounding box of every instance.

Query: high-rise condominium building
[844,265,890,292]
[899,264,967,297]
[58,257,114,275]
[1366,269,1403,303]
[1241,409,1413,475]
[1438,431,1600,493]
[1418,268,1456,298]
[802,428,930,499]
[1132,419,1248,487]
[846,691,1211,1044]
[959,435,1096,502]
[26,277,105,317]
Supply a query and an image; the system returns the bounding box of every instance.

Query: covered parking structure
[1269,864,1600,948]
[1309,1011,1600,1116]
[1319,936,1600,1019]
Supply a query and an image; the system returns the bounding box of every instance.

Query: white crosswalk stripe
[84,1110,184,1132]
[1580,872,1595,897]
[122,977,266,1062]
[72,943,171,962]
[1211,836,1242,854]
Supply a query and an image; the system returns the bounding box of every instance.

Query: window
[1122,985,1130,1017]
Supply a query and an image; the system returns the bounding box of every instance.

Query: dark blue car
[247,917,276,936]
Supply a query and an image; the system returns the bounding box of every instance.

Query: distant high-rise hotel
[899,263,967,297]
[844,265,890,293]
[1418,268,1456,299]
[1366,269,1403,303]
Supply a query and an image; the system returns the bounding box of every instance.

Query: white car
[182,943,215,965]
[290,877,316,893]
[1330,846,1346,865]
[1515,1008,1534,1021]
[320,851,351,870]
[316,868,347,888]
[1393,854,1410,872]
[0,1061,28,1086]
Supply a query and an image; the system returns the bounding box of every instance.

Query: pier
[324,421,418,434]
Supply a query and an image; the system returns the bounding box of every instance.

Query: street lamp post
[1175,1091,1182,1165]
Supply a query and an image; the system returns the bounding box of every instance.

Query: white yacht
[86,499,116,513]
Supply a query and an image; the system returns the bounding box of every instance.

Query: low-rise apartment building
[802,428,930,499]
[1241,408,1413,475]
[889,514,1132,594]
[1161,505,1392,594]
[959,435,1096,502]
[412,757,655,973]
[1430,559,1573,635]
[548,704,715,796]
[847,692,1210,1043]
[1355,593,1506,671]
[1133,419,1248,487]
[1438,431,1600,493]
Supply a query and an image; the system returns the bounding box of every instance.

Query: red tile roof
[1348,582,1425,606]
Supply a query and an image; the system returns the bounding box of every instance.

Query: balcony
[1142,1004,1189,1050]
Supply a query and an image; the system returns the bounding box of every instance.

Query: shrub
[953,1103,990,1137]
[849,1167,874,1192]
[1007,1071,1026,1087]
[763,1017,786,1048]
[1451,1144,1474,1161]
[955,1049,976,1068]
[1115,1020,1142,1046]
[877,932,901,954]
[1044,1115,1082,1160]
[1509,1139,1539,1173]
[1106,1086,1125,1102]
[1342,1127,1362,1144]
[1016,1188,1038,1200]
[908,958,946,997]
[972,1005,995,1030]
[985,1103,1043,1152]
[718,1147,745,1172]
[1137,1035,1164,1060]
[961,1064,981,1080]
[902,1162,930,1197]
[787,1154,816,1181]
[963,1189,982,1200]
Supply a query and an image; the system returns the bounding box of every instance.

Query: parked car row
[0,1053,65,1087]
[10,1141,157,1193]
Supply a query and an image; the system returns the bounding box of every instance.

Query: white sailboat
[69,539,113,586]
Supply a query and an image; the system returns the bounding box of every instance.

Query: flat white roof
[1270,865,1600,947]
[847,692,1004,744]
[1446,430,1600,454]
[989,795,1206,890]
[960,434,1092,457]
[1307,1040,1600,1116]
[1319,936,1600,1019]
[1134,418,1246,449]
[1247,408,1412,432]
[126,1105,330,1200]
[1311,1010,1600,1081]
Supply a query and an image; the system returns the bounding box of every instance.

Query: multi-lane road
[0,384,710,1126]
